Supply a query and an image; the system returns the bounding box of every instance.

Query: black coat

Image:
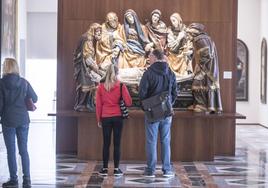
[0,74,38,127]
[138,61,178,104]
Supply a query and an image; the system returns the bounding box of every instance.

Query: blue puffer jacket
[0,73,38,127]
[138,61,178,104]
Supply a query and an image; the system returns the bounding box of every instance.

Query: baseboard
[236,123,268,129]
[259,124,268,129]
[236,123,260,125]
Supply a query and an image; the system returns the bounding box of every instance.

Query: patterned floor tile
[1,124,268,187]
[206,164,265,176]
[113,175,181,187]
[213,176,268,188]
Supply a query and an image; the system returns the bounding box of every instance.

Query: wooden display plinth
[49,110,245,161]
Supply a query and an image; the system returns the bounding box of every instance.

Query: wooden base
[48,110,246,161]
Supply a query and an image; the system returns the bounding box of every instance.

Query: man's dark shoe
[98,168,108,176]
[2,179,18,188]
[143,171,155,178]
[23,179,31,188]
[114,168,123,176]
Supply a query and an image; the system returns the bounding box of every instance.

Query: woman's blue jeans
[2,124,30,181]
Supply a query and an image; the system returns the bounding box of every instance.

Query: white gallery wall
[236,0,261,124]
[258,0,268,127]
[27,0,57,59]
[18,0,27,76]
[25,0,57,121]
[27,0,57,12]
[237,0,268,127]
[27,13,57,59]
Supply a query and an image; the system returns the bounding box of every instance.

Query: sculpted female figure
[116,9,149,68]
[145,9,168,51]
[167,13,193,77]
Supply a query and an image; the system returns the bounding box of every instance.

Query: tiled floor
[0,124,268,187]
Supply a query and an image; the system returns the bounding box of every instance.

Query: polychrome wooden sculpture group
[73,9,223,113]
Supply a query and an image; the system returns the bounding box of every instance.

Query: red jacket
[96,81,132,122]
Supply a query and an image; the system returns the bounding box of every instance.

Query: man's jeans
[145,116,172,174]
[2,124,30,181]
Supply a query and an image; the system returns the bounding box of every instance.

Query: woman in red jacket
[96,64,132,176]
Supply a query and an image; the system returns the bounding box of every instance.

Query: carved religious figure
[96,12,121,65]
[73,23,104,112]
[186,23,223,113]
[116,9,149,68]
[145,9,168,52]
[167,13,193,77]
[99,41,124,71]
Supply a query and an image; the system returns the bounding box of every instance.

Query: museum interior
[0,0,268,187]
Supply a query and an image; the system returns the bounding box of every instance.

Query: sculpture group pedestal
[51,110,245,161]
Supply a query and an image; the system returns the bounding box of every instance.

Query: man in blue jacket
[139,49,177,178]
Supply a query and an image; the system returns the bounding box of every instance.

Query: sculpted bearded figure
[116,9,149,68]
[186,23,223,113]
[73,23,104,112]
[145,9,168,51]
[96,12,121,66]
[167,13,193,77]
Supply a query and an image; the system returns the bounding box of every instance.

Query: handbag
[119,83,129,119]
[25,98,37,111]
[141,76,173,123]
[24,81,37,111]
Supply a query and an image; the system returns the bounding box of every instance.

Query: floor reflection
[0,124,268,187]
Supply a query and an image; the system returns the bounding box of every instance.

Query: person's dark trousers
[101,116,123,169]
[2,124,30,181]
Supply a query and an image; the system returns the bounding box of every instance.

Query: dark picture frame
[236,39,249,101]
[261,38,267,104]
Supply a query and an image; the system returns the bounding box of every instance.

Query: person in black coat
[138,49,177,178]
[0,58,37,188]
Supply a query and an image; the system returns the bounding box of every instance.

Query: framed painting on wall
[261,38,267,104]
[236,39,249,101]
